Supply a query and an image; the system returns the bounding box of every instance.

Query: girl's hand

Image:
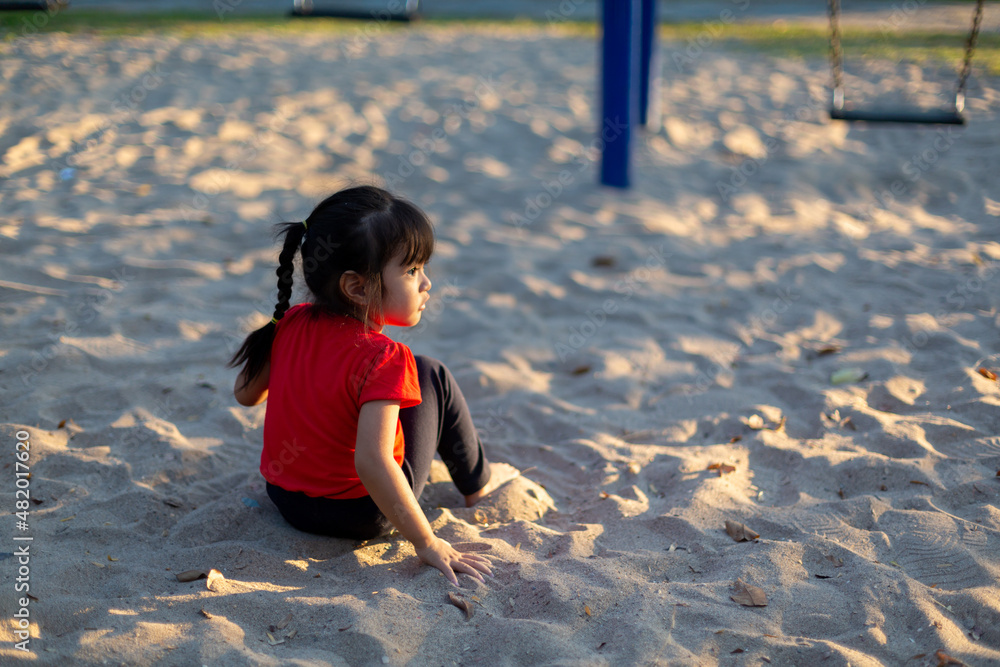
[355,401,493,586]
[415,537,493,586]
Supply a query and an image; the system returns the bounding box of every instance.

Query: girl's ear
[340,271,368,307]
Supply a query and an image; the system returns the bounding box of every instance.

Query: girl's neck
[343,310,383,334]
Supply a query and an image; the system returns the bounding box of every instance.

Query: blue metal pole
[600,0,641,189]
[639,0,657,127]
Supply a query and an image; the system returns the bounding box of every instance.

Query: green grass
[661,24,1000,76]
[2,9,997,75]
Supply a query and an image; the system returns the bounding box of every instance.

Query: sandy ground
[1,21,1000,667]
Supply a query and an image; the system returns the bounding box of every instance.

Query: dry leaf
[591,255,616,268]
[266,631,284,646]
[58,419,67,428]
[571,365,592,375]
[206,568,225,591]
[935,649,964,666]
[107,555,118,562]
[708,463,736,475]
[584,604,591,616]
[910,480,929,486]
[729,435,742,443]
[90,561,105,568]
[831,368,868,385]
[447,592,474,620]
[730,579,767,607]
[200,609,213,619]
[725,520,760,542]
[817,345,841,356]
[977,367,997,381]
[175,569,208,582]
[275,613,292,630]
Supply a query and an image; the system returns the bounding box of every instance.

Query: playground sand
[2,25,1000,666]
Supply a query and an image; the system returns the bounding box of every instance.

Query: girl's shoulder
[279,304,409,357]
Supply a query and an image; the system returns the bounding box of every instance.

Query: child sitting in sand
[229,185,517,585]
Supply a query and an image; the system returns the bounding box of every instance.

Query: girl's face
[378,252,432,328]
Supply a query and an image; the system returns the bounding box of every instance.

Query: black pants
[266,355,491,540]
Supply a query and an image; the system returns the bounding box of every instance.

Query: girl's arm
[234,361,269,406]
[355,399,493,586]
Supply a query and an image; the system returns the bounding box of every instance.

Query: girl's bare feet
[464,462,521,507]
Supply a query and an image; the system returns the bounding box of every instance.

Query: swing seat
[290,0,419,21]
[829,106,966,125]
[826,0,984,127]
[0,1,64,9]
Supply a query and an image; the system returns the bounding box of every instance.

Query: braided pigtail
[228,221,308,389]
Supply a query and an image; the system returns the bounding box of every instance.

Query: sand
[1,20,999,667]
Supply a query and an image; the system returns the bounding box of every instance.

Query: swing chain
[955,0,985,113]
[828,0,845,110]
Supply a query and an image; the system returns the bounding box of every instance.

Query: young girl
[229,185,516,586]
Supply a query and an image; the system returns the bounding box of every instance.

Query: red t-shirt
[260,304,421,499]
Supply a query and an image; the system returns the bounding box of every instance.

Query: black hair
[228,185,434,389]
